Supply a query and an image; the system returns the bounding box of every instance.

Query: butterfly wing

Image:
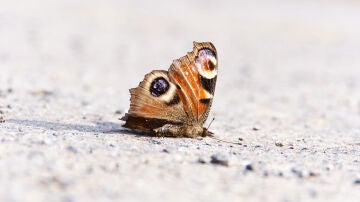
[168,42,218,124]
[121,70,187,131]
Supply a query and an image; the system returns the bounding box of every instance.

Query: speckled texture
[0,1,359,202]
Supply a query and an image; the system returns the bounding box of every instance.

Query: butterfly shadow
[6,119,152,137]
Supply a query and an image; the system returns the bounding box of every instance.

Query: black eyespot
[150,77,169,97]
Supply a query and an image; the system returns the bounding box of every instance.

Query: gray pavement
[0,0,359,202]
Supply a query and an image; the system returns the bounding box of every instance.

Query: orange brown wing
[122,70,187,131]
[168,42,218,123]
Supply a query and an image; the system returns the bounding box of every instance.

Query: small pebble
[263,171,269,177]
[291,167,316,178]
[252,126,260,131]
[0,116,5,123]
[291,167,303,178]
[300,147,308,151]
[152,139,162,145]
[198,157,207,164]
[354,179,360,185]
[309,171,319,178]
[114,110,123,114]
[275,142,284,147]
[245,163,254,171]
[325,164,334,171]
[162,147,176,153]
[210,153,229,166]
[29,89,53,96]
[66,146,78,153]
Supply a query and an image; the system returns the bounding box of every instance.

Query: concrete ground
[0,0,359,201]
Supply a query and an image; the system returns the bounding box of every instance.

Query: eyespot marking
[150,77,169,97]
[195,48,217,79]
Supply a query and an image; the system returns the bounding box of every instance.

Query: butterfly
[121,42,218,138]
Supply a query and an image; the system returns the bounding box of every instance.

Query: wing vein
[184,56,201,121]
[175,62,198,119]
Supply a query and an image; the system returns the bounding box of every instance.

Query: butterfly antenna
[207,117,215,131]
[208,135,242,145]
[205,117,241,145]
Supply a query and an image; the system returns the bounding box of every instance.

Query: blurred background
[1,0,359,132]
[1,0,360,202]
[1,0,359,111]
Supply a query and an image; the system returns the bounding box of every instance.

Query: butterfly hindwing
[122,70,186,130]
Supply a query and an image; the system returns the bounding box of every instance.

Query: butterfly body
[122,42,218,138]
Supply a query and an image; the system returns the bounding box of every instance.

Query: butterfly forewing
[168,42,218,123]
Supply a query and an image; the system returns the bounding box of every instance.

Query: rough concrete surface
[0,0,359,202]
